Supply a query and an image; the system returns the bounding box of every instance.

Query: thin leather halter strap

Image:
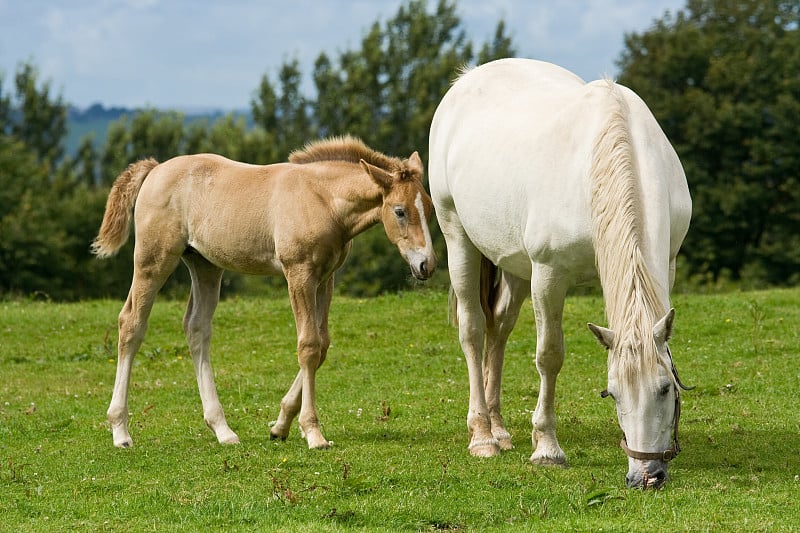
[619,393,682,462]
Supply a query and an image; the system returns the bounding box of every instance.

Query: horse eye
[394,206,406,219]
[659,383,672,396]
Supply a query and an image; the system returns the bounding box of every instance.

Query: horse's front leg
[279,270,330,449]
[484,270,527,450]
[529,264,568,465]
[270,277,333,442]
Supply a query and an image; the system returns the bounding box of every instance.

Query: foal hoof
[214,427,240,445]
[269,430,288,441]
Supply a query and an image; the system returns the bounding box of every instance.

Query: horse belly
[185,195,285,276]
[188,224,284,276]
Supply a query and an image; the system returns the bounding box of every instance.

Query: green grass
[1,288,799,531]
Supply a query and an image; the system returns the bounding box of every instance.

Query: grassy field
[1,288,798,531]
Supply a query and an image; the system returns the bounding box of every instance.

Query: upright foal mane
[289,135,403,175]
[589,80,667,387]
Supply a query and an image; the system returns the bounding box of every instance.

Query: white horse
[429,58,692,488]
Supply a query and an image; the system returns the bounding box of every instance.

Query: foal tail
[91,158,159,258]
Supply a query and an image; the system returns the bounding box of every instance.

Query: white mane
[589,80,668,388]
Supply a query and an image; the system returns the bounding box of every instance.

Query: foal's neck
[328,166,385,240]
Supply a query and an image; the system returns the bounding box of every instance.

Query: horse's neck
[327,169,384,240]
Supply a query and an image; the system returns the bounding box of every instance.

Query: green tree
[617,0,800,286]
[251,59,312,161]
[0,63,67,165]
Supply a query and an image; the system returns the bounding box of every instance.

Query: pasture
[1,288,798,531]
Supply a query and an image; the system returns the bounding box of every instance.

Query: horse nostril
[627,469,668,489]
[419,260,428,276]
[645,469,668,489]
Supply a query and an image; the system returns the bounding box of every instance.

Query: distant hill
[65,103,250,156]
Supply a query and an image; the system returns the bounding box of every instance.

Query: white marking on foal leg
[270,371,303,440]
[108,358,134,448]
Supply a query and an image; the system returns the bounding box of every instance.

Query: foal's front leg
[276,272,330,449]
[270,277,333,444]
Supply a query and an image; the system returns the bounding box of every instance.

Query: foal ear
[360,159,393,190]
[588,323,615,349]
[407,151,424,177]
[653,308,675,343]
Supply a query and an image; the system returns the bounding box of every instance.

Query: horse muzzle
[626,459,669,489]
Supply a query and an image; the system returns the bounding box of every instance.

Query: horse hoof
[497,437,514,451]
[492,430,513,450]
[269,432,288,441]
[115,440,133,449]
[468,438,500,457]
[529,454,567,467]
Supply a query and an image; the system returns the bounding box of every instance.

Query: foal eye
[394,206,407,219]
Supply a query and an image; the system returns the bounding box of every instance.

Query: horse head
[360,152,437,281]
[589,308,690,489]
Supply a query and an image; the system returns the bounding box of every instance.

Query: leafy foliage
[1,0,799,300]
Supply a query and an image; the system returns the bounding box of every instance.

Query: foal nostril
[419,260,428,277]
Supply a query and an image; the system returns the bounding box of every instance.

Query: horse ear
[360,159,393,190]
[588,323,614,350]
[407,151,424,177]
[653,308,675,343]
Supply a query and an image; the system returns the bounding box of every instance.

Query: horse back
[429,58,690,281]
[133,154,338,276]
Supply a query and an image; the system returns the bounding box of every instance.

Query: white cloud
[0,0,684,109]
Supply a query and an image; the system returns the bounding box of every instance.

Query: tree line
[1,0,797,301]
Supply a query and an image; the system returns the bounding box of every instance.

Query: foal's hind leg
[182,253,239,444]
[108,250,181,448]
[484,271,528,450]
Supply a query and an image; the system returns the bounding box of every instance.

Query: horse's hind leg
[484,271,527,450]
[182,252,239,444]
[108,249,181,448]
[443,229,498,457]
[529,263,569,466]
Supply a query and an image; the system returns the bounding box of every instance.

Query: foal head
[589,309,689,489]
[360,152,436,280]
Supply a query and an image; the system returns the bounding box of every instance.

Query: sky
[0,0,685,111]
